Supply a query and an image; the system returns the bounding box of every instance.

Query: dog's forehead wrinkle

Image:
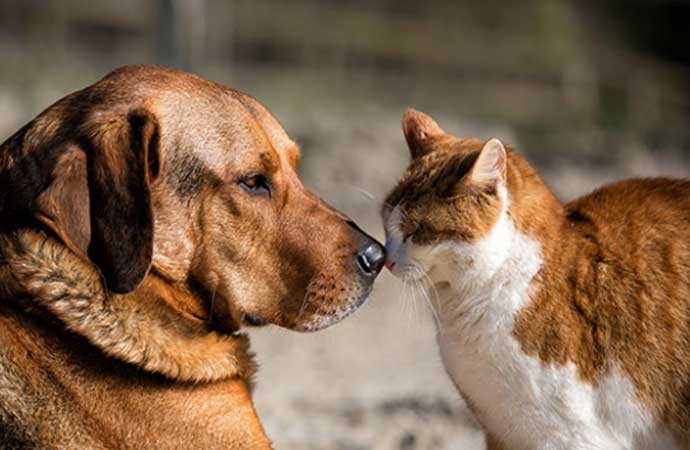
[234,91,295,149]
[228,92,301,170]
[259,150,279,173]
[140,76,293,187]
[163,128,272,194]
[165,146,209,198]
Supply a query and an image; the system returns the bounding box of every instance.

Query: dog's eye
[239,175,271,197]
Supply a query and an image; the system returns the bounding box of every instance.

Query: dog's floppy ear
[25,108,159,294]
[82,109,159,293]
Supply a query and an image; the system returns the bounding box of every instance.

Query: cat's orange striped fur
[383,109,690,449]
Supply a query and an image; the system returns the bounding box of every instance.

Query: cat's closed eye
[402,222,420,243]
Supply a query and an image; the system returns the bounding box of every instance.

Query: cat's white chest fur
[387,204,677,450]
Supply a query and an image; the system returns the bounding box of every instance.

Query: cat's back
[563,177,690,264]
[566,177,690,232]
[558,178,690,345]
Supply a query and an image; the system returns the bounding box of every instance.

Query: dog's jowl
[0,65,384,450]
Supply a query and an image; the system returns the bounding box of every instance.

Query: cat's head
[382,109,512,285]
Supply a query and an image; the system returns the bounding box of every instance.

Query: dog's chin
[238,284,374,332]
[288,294,372,333]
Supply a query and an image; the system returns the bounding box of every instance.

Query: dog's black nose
[356,242,385,276]
[346,219,386,277]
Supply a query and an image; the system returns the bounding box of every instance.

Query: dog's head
[0,65,384,333]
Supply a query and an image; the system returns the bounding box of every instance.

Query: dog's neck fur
[0,229,255,383]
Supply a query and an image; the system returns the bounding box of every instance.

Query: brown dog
[0,65,384,449]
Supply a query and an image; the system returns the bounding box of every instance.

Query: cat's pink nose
[385,260,396,271]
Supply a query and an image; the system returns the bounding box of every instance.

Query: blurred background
[1,1,689,449]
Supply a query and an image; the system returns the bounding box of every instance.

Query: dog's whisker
[297,291,310,321]
[305,301,325,331]
[208,284,217,326]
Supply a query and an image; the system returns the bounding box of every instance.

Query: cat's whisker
[408,266,442,331]
[398,278,413,328]
[382,201,408,220]
[406,282,417,327]
[411,268,426,323]
[418,272,443,332]
[419,270,442,312]
[411,278,422,324]
[402,266,420,323]
[399,268,419,327]
[400,282,408,326]
[407,279,419,326]
[342,184,378,203]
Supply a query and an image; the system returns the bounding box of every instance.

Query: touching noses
[357,242,385,276]
[383,235,399,272]
[346,221,386,277]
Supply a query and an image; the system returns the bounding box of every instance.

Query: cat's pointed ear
[402,109,443,159]
[468,138,507,186]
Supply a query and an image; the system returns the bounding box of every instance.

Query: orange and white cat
[382,110,690,450]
